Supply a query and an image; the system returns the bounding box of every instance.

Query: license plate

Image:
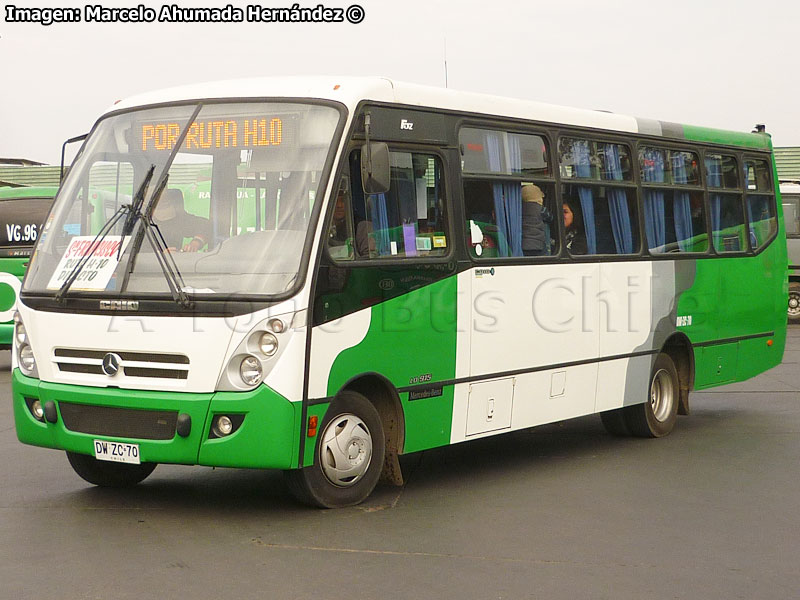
[93,440,140,464]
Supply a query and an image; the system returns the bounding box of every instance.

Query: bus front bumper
[12,370,302,470]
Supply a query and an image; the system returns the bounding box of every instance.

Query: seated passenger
[563,200,587,255]
[522,184,546,256]
[152,189,211,252]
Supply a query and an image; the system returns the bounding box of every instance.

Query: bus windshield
[23,101,341,299]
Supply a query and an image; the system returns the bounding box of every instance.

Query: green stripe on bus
[326,275,458,454]
[682,124,771,150]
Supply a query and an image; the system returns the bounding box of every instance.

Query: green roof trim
[682,124,771,150]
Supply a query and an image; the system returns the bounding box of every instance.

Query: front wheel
[66,451,157,487]
[284,391,385,508]
[623,353,679,438]
[788,282,800,324]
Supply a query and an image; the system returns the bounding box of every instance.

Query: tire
[788,282,800,324]
[600,408,630,436]
[284,390,385,508]
[66,451,157,487]
[623,353,679,438]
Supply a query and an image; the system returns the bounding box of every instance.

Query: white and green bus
[12,78,787,507]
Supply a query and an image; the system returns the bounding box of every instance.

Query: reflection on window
[460,128,550,177]
[640,147,707,253]
[559,138,633,181]
[334,151,448,260]
[744,159,772,192]
[747,194,777,250]
[710,193,746,252]
[705,154,739,189]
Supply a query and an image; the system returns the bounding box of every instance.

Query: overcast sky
[2,0,799,164]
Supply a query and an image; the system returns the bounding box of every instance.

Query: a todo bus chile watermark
[3,4,366,25]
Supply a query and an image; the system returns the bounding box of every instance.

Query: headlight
[239,355,263,387]
[259,332,278,356]
[19,344,36,373]
[14,317,27,346]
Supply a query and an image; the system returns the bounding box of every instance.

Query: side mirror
[361,142,390,195]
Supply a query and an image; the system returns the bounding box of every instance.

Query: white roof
[108,76,638,134]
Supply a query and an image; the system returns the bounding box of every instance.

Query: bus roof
[110,76,771,151]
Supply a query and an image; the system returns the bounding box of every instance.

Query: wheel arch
[661,333,695,416]
[334,372,406,485]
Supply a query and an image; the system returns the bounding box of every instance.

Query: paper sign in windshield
[47,236,129,291]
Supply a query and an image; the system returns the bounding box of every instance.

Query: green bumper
[12,370,302,470]
[0,322,11,348]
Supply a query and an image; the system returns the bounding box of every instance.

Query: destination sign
[139,117,288,152]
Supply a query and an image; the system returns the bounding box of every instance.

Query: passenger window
[561,183,639,255]
[460,128,550,177]
[325,178,355,260]
[464,180,558,258]
[744,160,777,250]
[559,138,633,181]
[333,150,448,260]
[783,196,800,237]
[705,153,739,189]
[640,146,708,253]
[559,138,637,255]
[744,159,772,192]
[710,193,746,253]
[460,127,557,258]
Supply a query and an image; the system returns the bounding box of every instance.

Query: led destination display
[139,116,288,152]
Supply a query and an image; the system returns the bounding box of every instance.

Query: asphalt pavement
[2,328,799,599]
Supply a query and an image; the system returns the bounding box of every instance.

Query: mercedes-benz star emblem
[101,353,122,377]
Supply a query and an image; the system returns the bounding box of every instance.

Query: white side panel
[307,308,371,399]
[470,263,600,374]
[263,328,307,402]
[509,364,598,430]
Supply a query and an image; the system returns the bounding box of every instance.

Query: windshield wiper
[54,162,158,302]
[118,103,204,308]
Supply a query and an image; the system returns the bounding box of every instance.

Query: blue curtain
[672,153,693,252]
[505,135,523,256]
[642,148,666,250]
[573,140,597,254]
[706,157,723,249]
[370,193,390,256]
[485,132,523,256]
[603,144,634,254]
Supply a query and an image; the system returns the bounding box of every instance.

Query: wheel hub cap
[319,414,373,487]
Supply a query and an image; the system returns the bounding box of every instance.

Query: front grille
[54,347,190,380]
[60,402,178,440]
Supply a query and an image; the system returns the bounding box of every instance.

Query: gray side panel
[659,121,686,140]
[636,118,662,137]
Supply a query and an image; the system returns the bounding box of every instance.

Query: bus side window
[343,150,448,260]
[326,179,355,260]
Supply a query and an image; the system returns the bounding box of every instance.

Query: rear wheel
[624,353,679,438]
[66,451,157,487]
[788,282,800,324]
[285,391,385,508]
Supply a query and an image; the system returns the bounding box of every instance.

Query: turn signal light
[767,339,774,347]
[307,415,318,438]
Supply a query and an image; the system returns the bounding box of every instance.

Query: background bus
[780,182,800,323]
[0,186,57,349]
